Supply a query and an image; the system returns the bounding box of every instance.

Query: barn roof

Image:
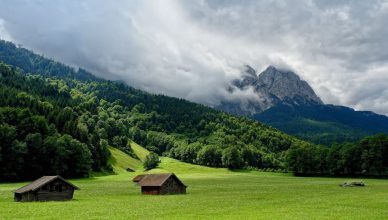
[132,174,146,182]
[138,173,186,187]
[14,176,79,194]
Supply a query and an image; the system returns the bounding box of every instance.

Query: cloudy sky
[0,0,388,115]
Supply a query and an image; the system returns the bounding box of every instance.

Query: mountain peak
[261,66,301,82]
[258,66,323,105]
[218,65,323,115]
[265,65,277,71]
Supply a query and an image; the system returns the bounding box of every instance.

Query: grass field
[1,146,388,219]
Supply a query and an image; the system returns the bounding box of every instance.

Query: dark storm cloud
[0,0,387,114]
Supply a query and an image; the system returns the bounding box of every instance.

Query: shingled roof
[138,173,186,187]
[14,176,79,194]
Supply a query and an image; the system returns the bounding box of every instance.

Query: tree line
[286,134,388,177]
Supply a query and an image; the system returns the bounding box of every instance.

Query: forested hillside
[0,63,110,181]
[0,41,316,181]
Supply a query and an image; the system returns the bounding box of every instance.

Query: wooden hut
[13,176,79,202]
[137,173,187,195]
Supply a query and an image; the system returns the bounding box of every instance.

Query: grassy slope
[108,147,142,173]
[130,141,150,162]
[1,144,388,220]
[106,141,151,174]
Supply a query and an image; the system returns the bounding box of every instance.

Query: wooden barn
[13,175,79,202]
[137,173,187,195]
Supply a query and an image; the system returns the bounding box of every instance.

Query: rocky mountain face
[217,65,388,145]
[217,65,322,116]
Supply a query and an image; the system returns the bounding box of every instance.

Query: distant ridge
[0,40,98,81]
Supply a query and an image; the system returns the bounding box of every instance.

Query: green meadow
[1,144,388,220]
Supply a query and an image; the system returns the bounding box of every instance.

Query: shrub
[143,152,160,170]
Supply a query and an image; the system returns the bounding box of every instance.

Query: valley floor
[1,157,388,219]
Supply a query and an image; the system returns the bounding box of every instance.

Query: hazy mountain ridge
[0,40,98,81]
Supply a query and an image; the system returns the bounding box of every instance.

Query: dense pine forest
[1,40,388,181]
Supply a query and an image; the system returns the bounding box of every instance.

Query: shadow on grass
[293,173,388,179]
[82,168,116,179]
[229,169,253,173]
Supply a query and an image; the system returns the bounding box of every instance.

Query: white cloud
[0,0,387,115]
[0,18,13,41]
